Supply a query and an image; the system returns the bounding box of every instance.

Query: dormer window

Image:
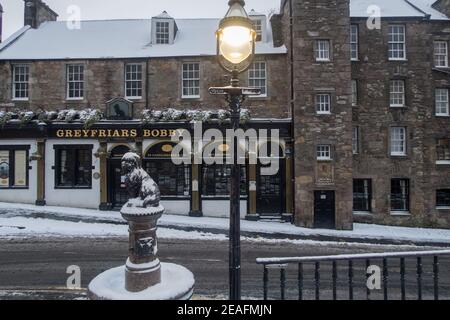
[249,9,267,42]
[152,11,178,45]
[156,21,170,44]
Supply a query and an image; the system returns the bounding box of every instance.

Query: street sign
[209,87,262,96]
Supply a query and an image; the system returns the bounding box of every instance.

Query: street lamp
[209,0,260,301]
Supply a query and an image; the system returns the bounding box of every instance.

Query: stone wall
[352,19,450,228]
[287,0,354,230]
[0,54,290,119]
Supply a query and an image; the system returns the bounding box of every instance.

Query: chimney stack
[24,0,58,29]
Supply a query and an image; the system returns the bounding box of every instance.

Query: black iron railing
[256,250,450,300]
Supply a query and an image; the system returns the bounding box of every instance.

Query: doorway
[108,145,131,209]
[314,191,335,229]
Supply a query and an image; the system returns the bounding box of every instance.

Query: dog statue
[121,152,161,208]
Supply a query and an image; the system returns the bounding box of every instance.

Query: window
[352,127,359,155]
[437,189,450,208]
[248,61,267,96]
[253,19,262,42]
[315,40,331,61]
[390,127,406,156]
[391,179,410,212]
[436,88,449,116]
[0,147,29,189]
[353,179,372,212]
[437,139,450,162]
[317,145,331,160]
[202,165,247,197]
[388,25,406,60]
[316,94,331,114]
[390,80,405,107]
[55,145,93,188]
[12,65,30,100]
[350,25,359,61]
[352,80,358,106]
[156,21,170,44]
[125,64,143,99]
[66,65,84,100]
[182,63,200,98]
[434,41,448,67]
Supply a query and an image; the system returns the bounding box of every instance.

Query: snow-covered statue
[121,152,161,208]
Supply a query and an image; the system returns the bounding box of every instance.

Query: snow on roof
[350,0,449,20]
[0,18,285,61]
[249,9,265,16]
[153,11,173,19]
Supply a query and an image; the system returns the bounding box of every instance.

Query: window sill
[317,158,333,162]
[12,98,29,102]
[437,207,450,210]
[316,112,332,115]
[125,97,143,101]
[66,98,84,101]
[436,114,449,117]
[315,59,331,63]
[181,96,201,100]
[351,59,359,62]
[353,211,372,216]
[436,160,450,165]
[390,211,411,216]
[248,95,268,99]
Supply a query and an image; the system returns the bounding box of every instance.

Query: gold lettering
[160,130,168,137]
[65,130,73,138]
[56,130,64,138]
[121,130,129,137]
[99,130,107,138]
[112,130,121,137]
[143,130,151,138]
[90,130,98,138]
[130,129,138,138]
[169,130,176,137]
[151,130,160,137]
[107,130,112,137]
[82,130,90,138]
[73,130,82,138]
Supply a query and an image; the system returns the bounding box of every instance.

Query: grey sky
[1,0,280,39]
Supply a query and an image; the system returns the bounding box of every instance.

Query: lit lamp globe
[216,0,256,77]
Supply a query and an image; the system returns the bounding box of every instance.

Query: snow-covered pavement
[1,202,450,246]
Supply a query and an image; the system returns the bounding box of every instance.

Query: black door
[314,191,335,229]
[257,163,284,216]
[108,159,129,209]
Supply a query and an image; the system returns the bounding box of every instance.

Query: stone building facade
[0,0,449,229]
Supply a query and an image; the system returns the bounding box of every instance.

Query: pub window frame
[143,143,191,199]
[317,145,332,161]
[201,164,248,200]
[435,88,449,116]
[314,40,331,62]
[248,61,267,97]
[434,40,448,68]
[388,25,406,61]
[54,145,93,189]
[66,64,85,100]
[0,145,30,189]
[353,179,372,212]
[12,64,30,101]
[125,63,143,99]
[182,62,201,99]
[437,189,450,209]
[391,178,410,212]
[350,24,359,61]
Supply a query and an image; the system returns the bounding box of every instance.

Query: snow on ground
[1,202,450,245]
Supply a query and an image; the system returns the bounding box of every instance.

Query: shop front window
[202,165,247,197]
[144,143,190,197]
[55,145,93,188]
[0,147,29,189]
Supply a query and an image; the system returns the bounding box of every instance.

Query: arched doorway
[108,145,131,209]
[143,142,191,199]
[257,143,285,216]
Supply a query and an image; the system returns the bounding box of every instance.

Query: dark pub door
[108,145,131,209]
[256,162,284,217]
[314,191,335,229]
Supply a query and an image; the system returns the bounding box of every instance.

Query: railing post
[332,261,337,301]
[298,263,303,301]
[417,257,423,301]
[433,256,439,301]
[315,262,320,300]
[280,268,286,300]
[263,266,268,301]
[383,258,389,300]
[366,259,371,300]
[400,257,406,301]
[348,260,354,300]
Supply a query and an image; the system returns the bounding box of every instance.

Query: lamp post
[209,0,260,301]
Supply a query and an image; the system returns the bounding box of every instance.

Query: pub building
[1,0,450,230]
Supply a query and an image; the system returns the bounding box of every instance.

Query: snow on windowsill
[353,211,373,216]
[437,207,450,210]
[390,211,411,217]
[436,161,450,165]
